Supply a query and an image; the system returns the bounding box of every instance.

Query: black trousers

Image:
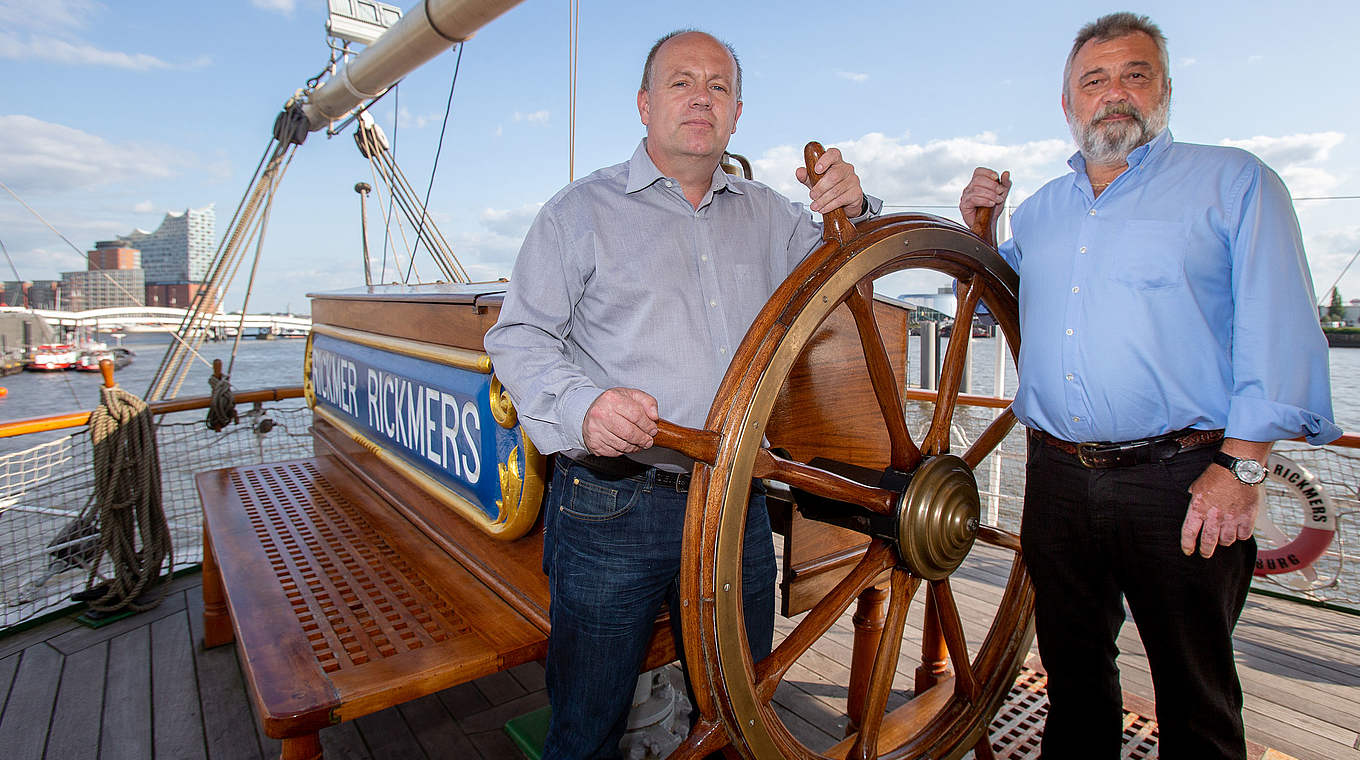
[1021,432,1255,760]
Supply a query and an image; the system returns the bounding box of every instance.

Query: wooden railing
[0,386,306,439]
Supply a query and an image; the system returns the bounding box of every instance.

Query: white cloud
[513,110,550,124]
[753,131,1072,210]
[0,0,99,33]
[1219,132,1346,197]
[250,0,296,13]
[1178,57,1197,68]
[0,31,174,70]
[0,114,187,195]
[0,1,208,70]
[1247,54,1264,63]
[398,107,438,129]
[836,71,869,83]
[133,200,155,213]
[479,203,541,238]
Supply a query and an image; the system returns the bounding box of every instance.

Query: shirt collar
[623,139,744,196]
[1066,128,1174,177]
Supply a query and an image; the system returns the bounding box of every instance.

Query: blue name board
[309,332,522,521]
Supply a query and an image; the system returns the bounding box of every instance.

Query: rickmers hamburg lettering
[313,349,482,481]
[309,333,510,519]
[1254,452,1337,576]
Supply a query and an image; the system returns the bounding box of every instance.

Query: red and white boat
[25,344,80,371]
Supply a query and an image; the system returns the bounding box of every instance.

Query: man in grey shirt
[484,29,878,760]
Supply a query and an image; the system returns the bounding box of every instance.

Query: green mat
[504,705,551,760]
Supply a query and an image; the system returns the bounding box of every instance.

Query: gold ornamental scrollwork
[302,330,316,408]
[489,374,518,428]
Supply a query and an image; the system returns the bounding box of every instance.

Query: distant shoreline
[1323,328,1360,348]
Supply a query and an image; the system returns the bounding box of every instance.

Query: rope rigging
[78,376,173,615]
[406,43,465,281]
[145,135,300,402]
[355,113,469,283]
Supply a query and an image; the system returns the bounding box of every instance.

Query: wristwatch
[1213,451,1267,485]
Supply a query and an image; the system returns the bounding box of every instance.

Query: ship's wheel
[656,144,1035,760]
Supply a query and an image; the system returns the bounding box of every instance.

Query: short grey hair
[1062,12,1170,102]
[640,29,743,102]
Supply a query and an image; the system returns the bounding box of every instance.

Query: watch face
[1235,458,1267,484]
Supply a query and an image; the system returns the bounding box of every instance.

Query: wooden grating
[984,667,1159,760]
[230,460,473,673]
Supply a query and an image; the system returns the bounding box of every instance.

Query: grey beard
[1069,98,1169,165]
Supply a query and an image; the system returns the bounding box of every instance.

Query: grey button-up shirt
[484,139,881,469]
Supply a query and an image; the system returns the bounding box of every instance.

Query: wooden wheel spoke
[847,279,921,471]
[848,568,921,760]
[754,448,897,515]
[653,419,719,465]
[962,407,1018,468]
[755,541,894,702]
[922,277,984,455]
[976,524,1022,552]
[668,716,730,760]
[929,580,980,701]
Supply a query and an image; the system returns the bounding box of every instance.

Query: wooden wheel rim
[681,214,1034,760]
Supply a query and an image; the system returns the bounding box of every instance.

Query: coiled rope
[83,383,173,614]
[207,371,238,431]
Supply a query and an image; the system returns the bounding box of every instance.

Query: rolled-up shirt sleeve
[484,204,602,454]
[1224,161,1342,445]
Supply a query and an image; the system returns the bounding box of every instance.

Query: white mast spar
[287,0,526,138]
[147,0,525,401]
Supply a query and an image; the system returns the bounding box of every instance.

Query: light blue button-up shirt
[1000,129,1340,445]
[485,140,881,467]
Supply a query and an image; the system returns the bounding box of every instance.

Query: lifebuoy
[1254,453,1336,576]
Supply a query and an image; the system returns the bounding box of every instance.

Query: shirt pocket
[1110,220,1188,291]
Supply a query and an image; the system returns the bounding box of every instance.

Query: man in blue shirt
[959,12,1339,759]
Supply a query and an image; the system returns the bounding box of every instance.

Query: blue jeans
[1021,433,1254,760]
[541,456,776,760]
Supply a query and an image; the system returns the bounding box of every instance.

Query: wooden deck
[1,542,1357,760]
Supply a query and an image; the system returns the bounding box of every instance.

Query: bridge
[1,306,312,336]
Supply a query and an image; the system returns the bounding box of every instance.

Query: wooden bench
[199,417,677,760]
[195,285,910,759]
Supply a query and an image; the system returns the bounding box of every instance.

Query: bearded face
[1063,32,1171,167]
[1068,94,1169,165]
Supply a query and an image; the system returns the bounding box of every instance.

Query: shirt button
[1065,373,1074,381]
[701,255,708,262]
[1065,328,1074,336]
[719,346,727,354]
[1071,286,1080,294]
[665,180,673,188]
[1079,246,1087,254]
[710,300,717,308]
[1089,209,1096,216]
[1072,416,1081,422]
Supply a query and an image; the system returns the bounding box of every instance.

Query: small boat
[73,346,134,372]
[0,350,23,377]
[25,344,79,371]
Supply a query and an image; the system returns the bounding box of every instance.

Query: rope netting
[0,402,312,631]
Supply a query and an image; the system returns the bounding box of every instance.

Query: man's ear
[638,89,650,126]
[730,100,742,134]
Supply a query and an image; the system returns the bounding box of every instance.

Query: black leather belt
[563,453,690,493]
[1035,427,1224,469]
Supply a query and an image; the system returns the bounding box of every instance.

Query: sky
[2,0,1357,315]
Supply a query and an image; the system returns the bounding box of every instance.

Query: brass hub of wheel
[895,454,980,580]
